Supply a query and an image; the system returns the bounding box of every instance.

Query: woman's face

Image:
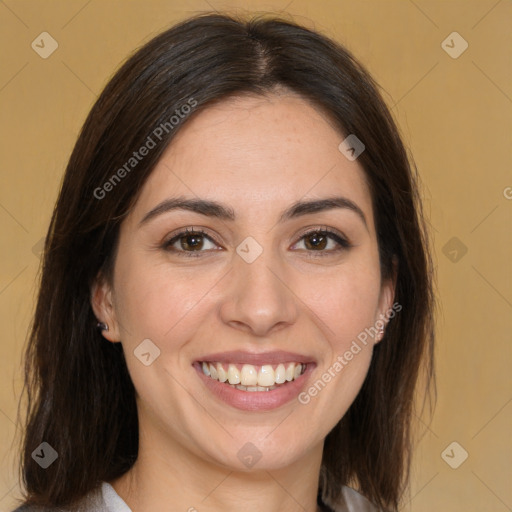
[93,92,395,471]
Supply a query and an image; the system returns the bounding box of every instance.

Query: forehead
[129,92,374,229]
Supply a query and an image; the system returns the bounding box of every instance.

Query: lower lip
[193,363,315,411]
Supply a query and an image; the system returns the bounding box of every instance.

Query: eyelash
[161,226,351,258]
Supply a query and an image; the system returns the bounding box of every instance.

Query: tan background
[1,0,511,510]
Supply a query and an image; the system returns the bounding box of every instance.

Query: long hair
[19,13,435,511]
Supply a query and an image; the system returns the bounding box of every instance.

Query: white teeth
[257,365,275,387]
[216,364,227,382]
[275,363,286,384]
[201,361,305,390]
[227,364,241,384]
[241,364,258,386]
[234,384,277,392]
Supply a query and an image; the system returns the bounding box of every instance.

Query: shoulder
[11,506,69,512]
[320,485,383,512]
[10,484,106,512]
[11,506,68,512]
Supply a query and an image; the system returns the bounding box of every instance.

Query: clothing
[14,482,380,511]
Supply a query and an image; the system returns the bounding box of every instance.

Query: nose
[219,249,299,337]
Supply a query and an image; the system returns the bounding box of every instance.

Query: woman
[16,12,435,512]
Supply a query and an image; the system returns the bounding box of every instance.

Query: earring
[97,321,109,332]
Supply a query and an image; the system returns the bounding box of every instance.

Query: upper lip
[195,350,315,366]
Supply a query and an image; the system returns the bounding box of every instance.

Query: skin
[92,91,395,512]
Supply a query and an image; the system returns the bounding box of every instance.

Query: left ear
[374,257,398,343]
[90,271,122,343]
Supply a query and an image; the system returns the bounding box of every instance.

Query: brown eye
[178,232,206,251]
[292,229,351,255]
[163,228,220,256]
[303,231,329,250]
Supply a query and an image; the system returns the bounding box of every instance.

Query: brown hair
[19,13,435,511]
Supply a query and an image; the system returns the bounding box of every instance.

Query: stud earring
[97,321,109,332]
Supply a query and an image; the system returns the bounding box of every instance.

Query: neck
[110,420,324,512]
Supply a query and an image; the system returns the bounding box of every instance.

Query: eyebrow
[139,195,368,229]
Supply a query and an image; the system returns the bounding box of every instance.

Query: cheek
[298,262,382,347]
[295,267,380,420]
[113,255,221,344]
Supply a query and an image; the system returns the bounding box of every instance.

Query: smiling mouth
[200,361,307,391]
